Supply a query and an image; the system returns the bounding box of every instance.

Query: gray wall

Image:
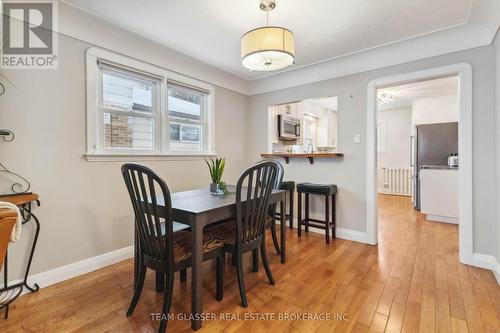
[247,46,497,255]
[494,33,500,264]
[0,33,249,280]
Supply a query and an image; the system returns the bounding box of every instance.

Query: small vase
[210,183,224,195]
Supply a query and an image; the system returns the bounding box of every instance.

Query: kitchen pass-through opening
[366,63,478,267]
[376,75,459,224]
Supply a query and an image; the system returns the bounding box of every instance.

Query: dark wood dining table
[133,186,287,330]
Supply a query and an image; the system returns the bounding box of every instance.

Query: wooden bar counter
[261,152,344,164]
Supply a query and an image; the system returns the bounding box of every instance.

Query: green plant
[205,157,225,184]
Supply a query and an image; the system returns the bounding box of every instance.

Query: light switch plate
[354,134,361,144]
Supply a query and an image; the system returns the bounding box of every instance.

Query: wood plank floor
[1,195,499,332]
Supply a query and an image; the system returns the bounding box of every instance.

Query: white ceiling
[63,0,475,80]
[377,76,458,111]
[305,97,338,111]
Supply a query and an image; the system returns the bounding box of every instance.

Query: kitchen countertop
[420,165,458,170]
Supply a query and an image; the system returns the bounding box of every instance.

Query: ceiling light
[241,0,295,72]
[378,92,396,105]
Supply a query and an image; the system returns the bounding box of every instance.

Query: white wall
[0,32,249,280]
[412,95,459,125]
[494,32,500,271]
[247,45,497,256]
[377,109,412,191]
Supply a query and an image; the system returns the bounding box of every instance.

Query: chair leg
[332,194,336,239]
[305,193,310,233]
[270,221,281,255]
[289,189,294,229]
[216,255,224,301]
[158,272,174,333]
[260,241,275,285]
[231,253,236,266]
[297,191,302,237]
[235,253,248,308]
[127,264,146,317]
[325,194,330,244]
[156,271,164,292]
[252,248,259,272]
[180,269,187,282]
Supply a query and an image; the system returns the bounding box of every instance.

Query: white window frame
[166,82,209,153]
[85,47,215,161]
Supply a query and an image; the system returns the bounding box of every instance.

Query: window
[86,48,215,159]
[303,115,317,149]
[101,67,159,152]
[167,84,207,152]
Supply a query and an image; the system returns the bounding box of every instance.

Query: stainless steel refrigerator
[411,122,458,210]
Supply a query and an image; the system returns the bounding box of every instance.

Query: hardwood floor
[1,195,499,332]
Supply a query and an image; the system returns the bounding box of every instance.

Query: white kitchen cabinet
[420,169,459,224]
[277,102,300,118]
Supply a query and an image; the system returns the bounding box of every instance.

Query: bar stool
[276,181,295,230]
[297,182,337,244]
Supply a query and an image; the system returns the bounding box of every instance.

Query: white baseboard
[276,219,368,244]
[426,214,458,224]
[470,253,500,285]
[11,245,134,295]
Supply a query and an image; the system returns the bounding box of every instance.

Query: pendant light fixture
[241,0,295,72]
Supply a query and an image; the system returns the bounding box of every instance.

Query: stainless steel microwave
[278,115,301,140]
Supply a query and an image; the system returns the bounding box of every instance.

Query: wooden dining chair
[255,159,284,256]
[121,164,224,333]
[206,161,278,307]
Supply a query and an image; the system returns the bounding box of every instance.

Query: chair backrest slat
[122,164,174,266]
[256,159,284,190]
[236,161,277,246]
[129,171,152,256]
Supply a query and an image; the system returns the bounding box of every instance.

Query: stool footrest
[299,219,334,230]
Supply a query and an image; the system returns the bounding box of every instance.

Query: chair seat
[297,182,337,195]
[173,230,224,263]
[206,216,274,246]
[205,221,237,246]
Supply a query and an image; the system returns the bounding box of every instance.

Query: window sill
[84,153,216,162]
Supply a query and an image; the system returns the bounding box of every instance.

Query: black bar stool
[276,181,295,229]
[297,182,337,244]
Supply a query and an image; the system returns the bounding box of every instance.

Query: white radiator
[381,168,412,196]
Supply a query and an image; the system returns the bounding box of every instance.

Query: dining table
[133,185,287,330]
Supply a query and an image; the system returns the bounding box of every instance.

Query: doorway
[366,64,473,266]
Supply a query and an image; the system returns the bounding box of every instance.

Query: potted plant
[205,157,226,194]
